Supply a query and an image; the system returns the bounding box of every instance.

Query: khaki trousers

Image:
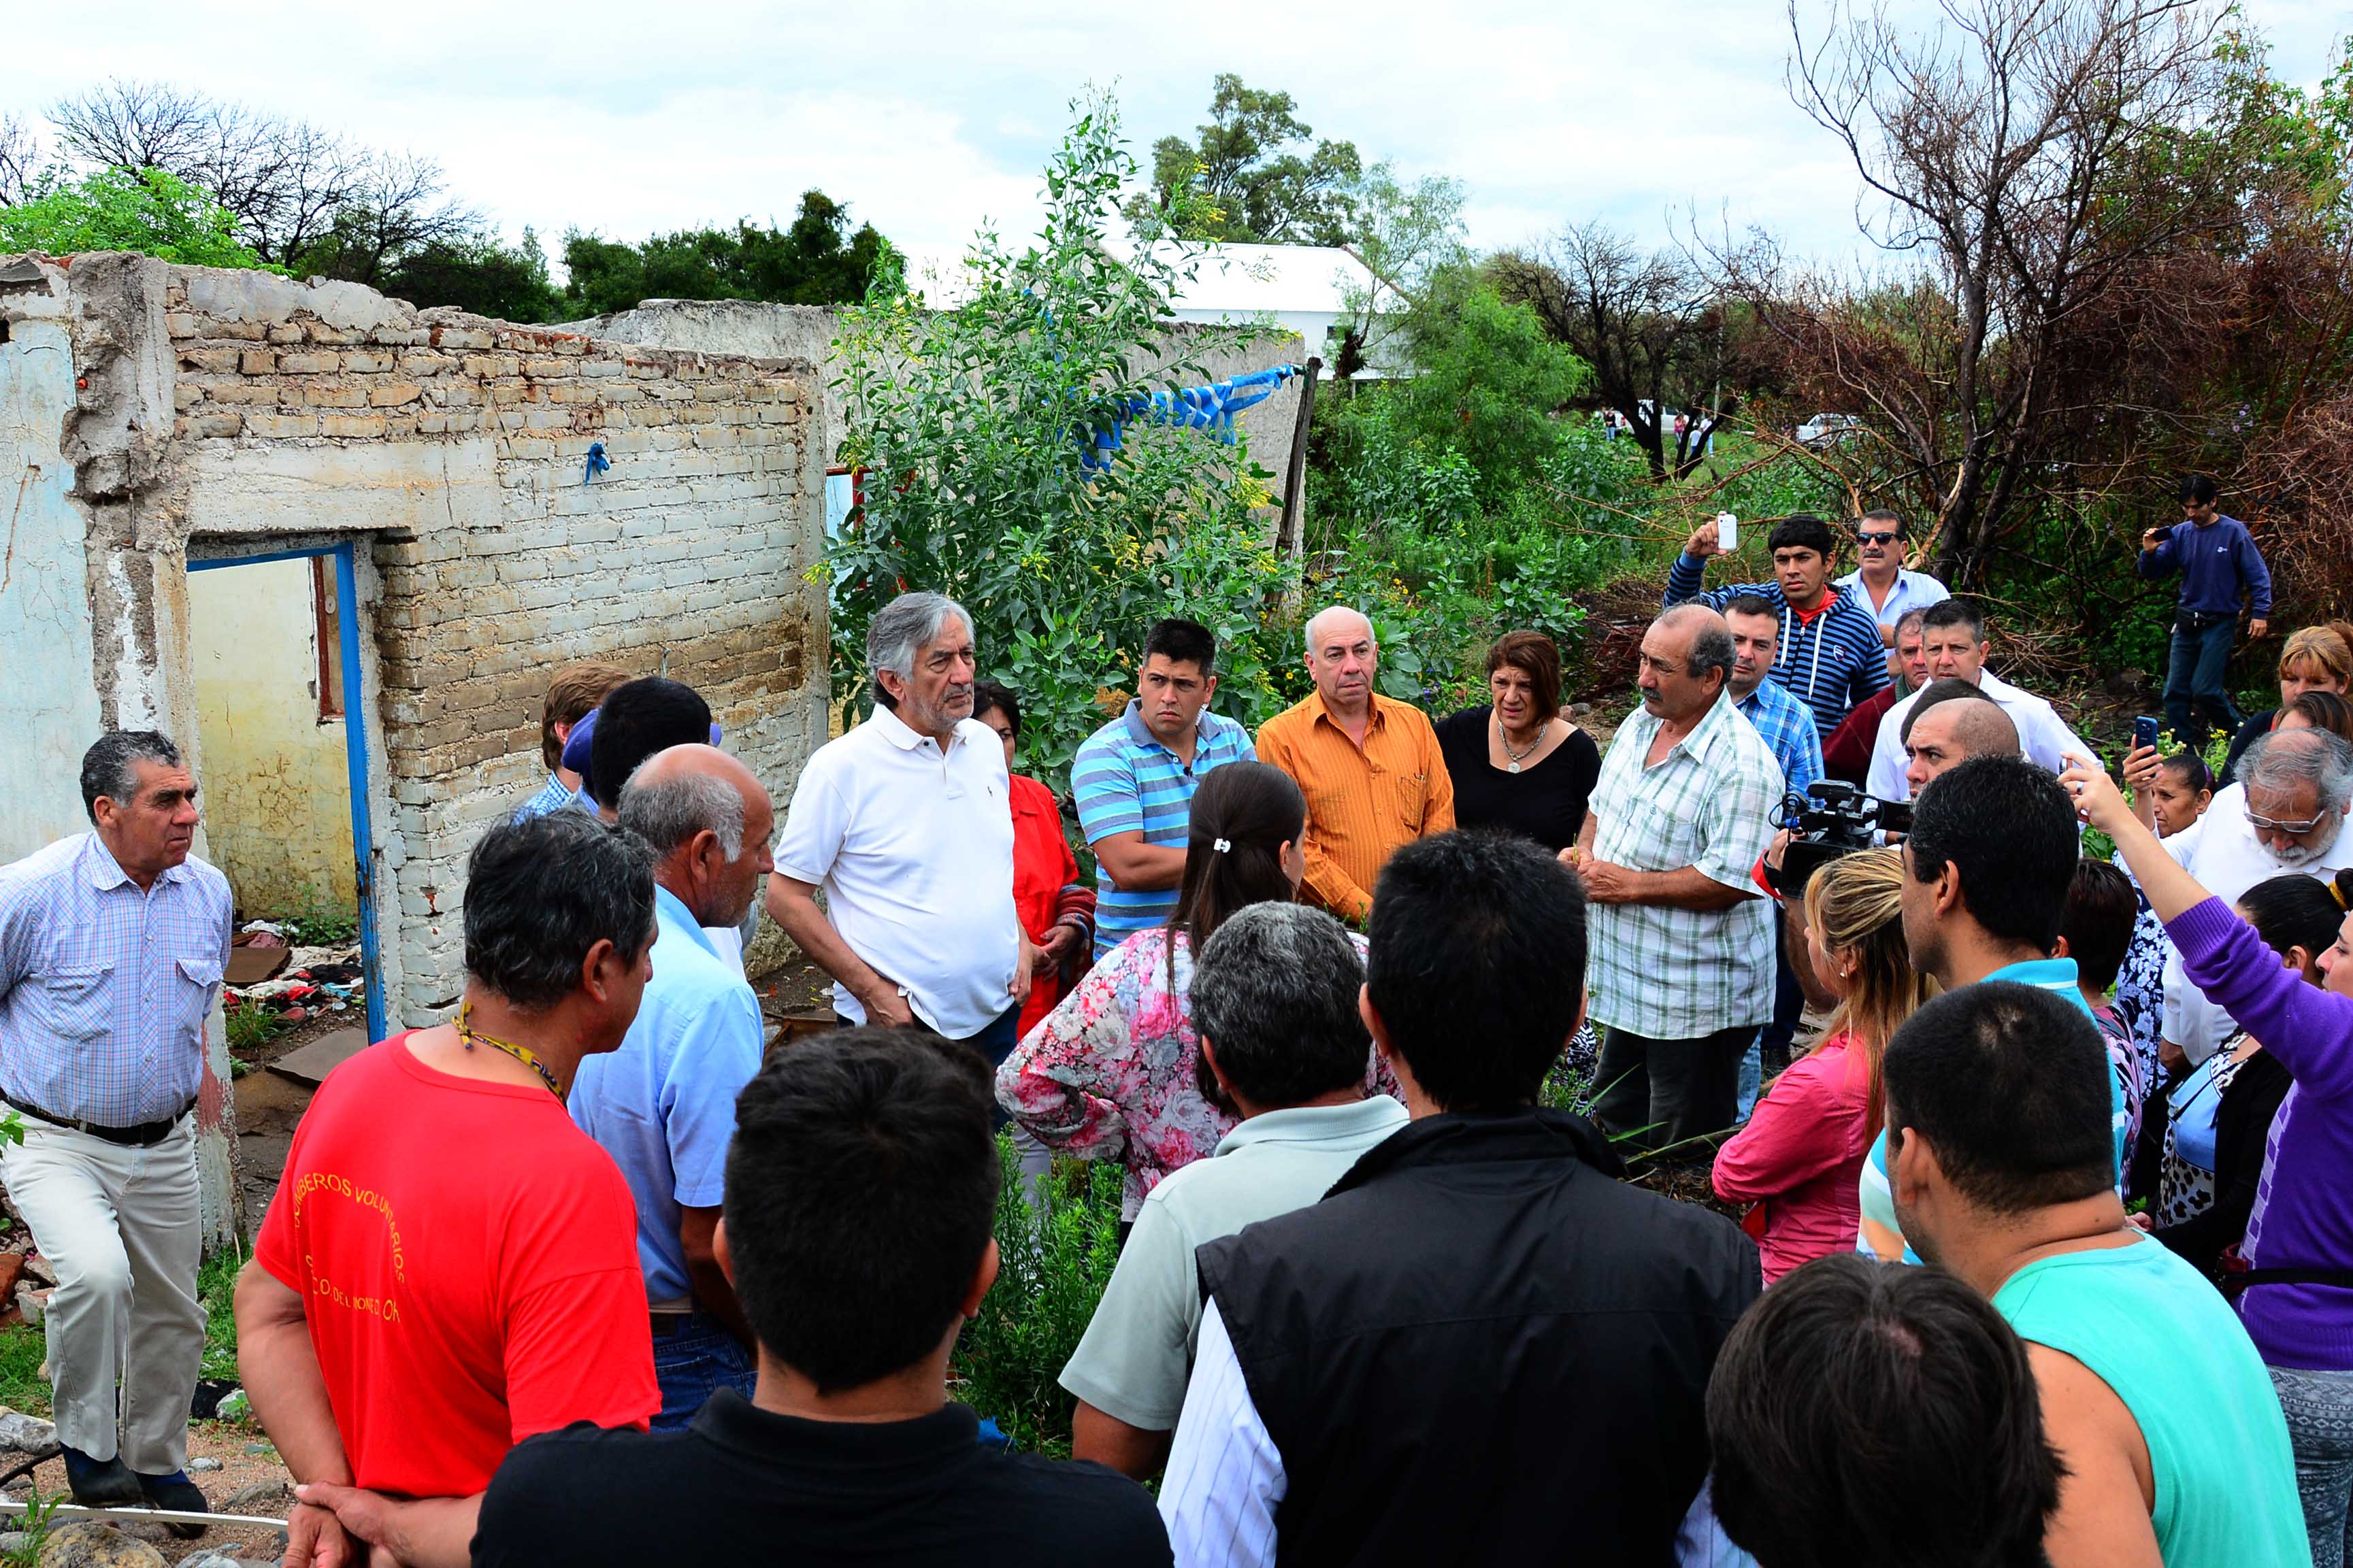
[0,1111,203,1473]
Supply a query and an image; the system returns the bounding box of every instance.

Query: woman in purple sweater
[2067,754,2353,1565]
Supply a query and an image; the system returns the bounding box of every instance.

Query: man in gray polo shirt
[1061,902,1404,1480]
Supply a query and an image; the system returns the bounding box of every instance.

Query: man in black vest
[1157,831,1761,1567]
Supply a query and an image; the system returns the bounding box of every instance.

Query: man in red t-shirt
[236,812,663,1568]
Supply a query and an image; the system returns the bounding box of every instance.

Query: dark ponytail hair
[2237,873,2346,977]
[1166,761,1306,988]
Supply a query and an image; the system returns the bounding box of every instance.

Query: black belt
[10,1099,193,1148]
[2177,609,2236,631]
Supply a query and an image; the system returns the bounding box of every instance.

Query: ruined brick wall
[5,255,827,1029]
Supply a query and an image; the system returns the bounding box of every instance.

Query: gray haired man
[1062,902,1404,1482]
[2156,724,2353,1068]
[571,744,774,1428]
[769,591,1034,1065]
[0,733,229,1520]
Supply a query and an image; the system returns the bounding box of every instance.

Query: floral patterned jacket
[996,924,1392,1220]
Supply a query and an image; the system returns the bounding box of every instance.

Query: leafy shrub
[829,92,1295,793]
[0,167,272,269]
[950,1141,1123,1455]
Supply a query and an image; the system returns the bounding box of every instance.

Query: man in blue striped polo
[1072,619,1255,958]
[1664,512,1888,741]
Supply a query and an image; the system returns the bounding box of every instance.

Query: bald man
[1255,606,1455,922]
[1900,681,2022,796]
[570,744,776,1427]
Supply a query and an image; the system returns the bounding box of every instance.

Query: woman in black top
[1434,631,1602,854]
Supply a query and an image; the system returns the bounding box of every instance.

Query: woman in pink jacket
[1713,848,1937,1282]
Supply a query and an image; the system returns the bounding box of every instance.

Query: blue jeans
[651,1310,755,1430]
[2165,614,2243,746]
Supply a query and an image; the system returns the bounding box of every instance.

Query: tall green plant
[950,1141,1123,1455]
[829,91,1296,789]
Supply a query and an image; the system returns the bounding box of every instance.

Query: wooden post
[1276,356,1322,559]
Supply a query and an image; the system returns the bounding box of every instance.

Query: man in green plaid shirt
[1570,605,1783,1157]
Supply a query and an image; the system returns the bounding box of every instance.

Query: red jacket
[1009,773,1092,1037]
[1822,682,1902,788]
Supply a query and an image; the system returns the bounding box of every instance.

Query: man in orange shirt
[1256,607,1455,922]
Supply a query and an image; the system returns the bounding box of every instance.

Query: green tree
[1130,75,1361,245]
[557,191,895,318]
[378,227,560,322]
[0,165,267,268]
[1386,271,1592,495]
[1330,161,1467,379]
[832,91,1296,786]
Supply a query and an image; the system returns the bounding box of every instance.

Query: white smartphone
[1716,512,1738,552]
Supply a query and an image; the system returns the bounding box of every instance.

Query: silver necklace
[1497,715,1543,773]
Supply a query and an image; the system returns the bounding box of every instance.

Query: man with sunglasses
[1833,510,1949,649]
[2153,726,2353,1071]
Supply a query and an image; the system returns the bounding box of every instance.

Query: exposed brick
[179,347,240,374]
[369,382,425,407]
[278,352,339,374]
[245,412,322,437]
[304,384,371,408]
[319,413,389,437]
[341,351,393,373]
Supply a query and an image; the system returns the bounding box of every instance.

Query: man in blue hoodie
[2138,475,2271,748]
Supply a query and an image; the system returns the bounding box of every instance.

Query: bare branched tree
[1492,222,1732,482]
[0,113,41,206]
[1731,0,2233,586]
[46,78,463,270]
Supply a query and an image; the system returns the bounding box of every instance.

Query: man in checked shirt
[0,732,229,1523]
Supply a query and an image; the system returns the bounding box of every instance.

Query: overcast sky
[15,1,2348,269]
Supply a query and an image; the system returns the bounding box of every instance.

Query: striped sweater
[1664,556,1890,737]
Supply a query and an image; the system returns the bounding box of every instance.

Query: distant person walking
[2139,474,2273,748]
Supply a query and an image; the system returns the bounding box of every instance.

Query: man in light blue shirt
[0,733,228,1518]
[1072,618,1255,957]
[1834,509,1949,648]
[1060,902,1404,1481]
[570,744,774,1427]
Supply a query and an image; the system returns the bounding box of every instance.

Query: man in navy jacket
[2139,474,2271,748]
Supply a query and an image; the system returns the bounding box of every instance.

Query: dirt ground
[0,1423,298,1563]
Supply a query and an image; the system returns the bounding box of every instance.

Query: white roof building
[898,240,1402,378]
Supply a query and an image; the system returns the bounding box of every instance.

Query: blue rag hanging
[1079,365,1299,472]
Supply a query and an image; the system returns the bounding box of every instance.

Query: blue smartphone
[2133,716,2162,753]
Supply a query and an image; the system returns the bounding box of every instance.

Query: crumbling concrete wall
[1,248,827,1058]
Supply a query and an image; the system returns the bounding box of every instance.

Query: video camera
[1765,780,1913,897]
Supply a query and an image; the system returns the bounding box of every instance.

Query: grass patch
[225,998,286,1054]
[0,1321,46,1416]
[200,1244,243,1382]
[0,1244,244,1418]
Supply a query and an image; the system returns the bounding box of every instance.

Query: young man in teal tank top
[1886,982,2305,1567]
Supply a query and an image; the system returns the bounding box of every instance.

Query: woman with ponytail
[1713,849,1937,1282]
[998,762,1382,1227]
[2069,753,2353,1565]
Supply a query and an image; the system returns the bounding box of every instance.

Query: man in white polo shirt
[769,592,1034,1065]
[1866,598,2090,801]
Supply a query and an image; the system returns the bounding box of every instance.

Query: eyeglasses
[1855,531,1899,546]
[2243,805,2331,835]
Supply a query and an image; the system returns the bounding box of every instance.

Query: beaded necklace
[455,1001,564,1099]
